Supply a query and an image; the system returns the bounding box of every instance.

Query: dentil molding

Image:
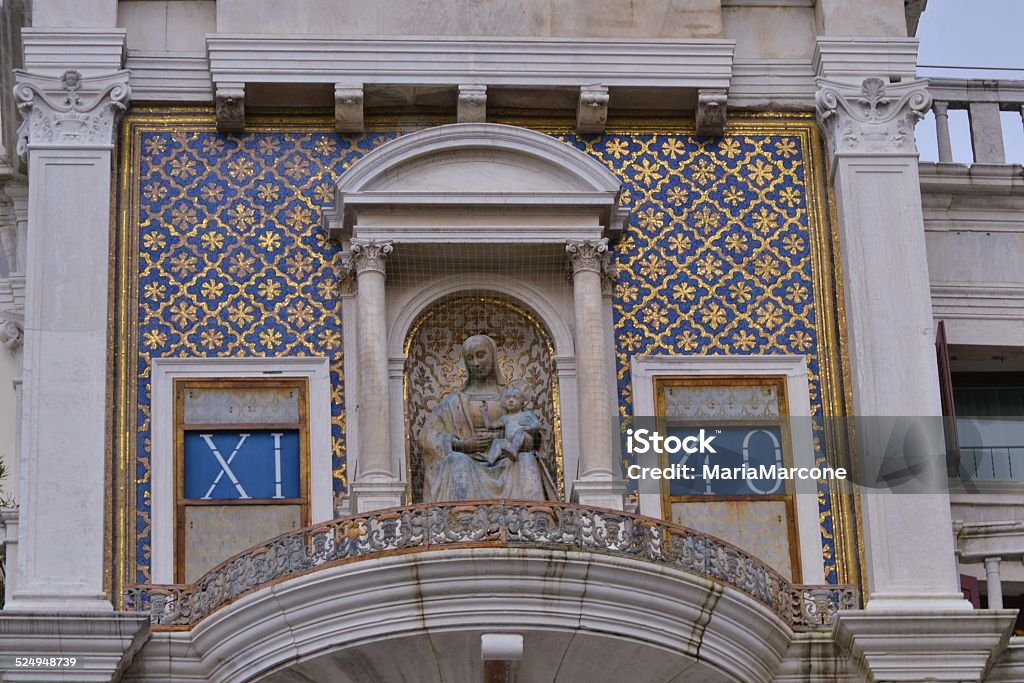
[13,69,131,157]
[815,77,931,161]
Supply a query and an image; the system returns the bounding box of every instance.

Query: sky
[915,0,1024,162]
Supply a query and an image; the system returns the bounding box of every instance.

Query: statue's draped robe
[419,389,555,502]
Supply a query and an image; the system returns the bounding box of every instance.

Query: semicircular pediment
[365,148,587,194]
[323,123,628,243]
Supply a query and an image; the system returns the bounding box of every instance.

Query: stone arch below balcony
[127,547,798,683]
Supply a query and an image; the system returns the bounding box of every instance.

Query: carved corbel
[457,85,487,124]
[815,77,932,164]
[696,89,728,136]
[335,84,365,133]
[577,85,609,135]
[0,309,23,352]
[13,69,131,159]
[215,82,245,133]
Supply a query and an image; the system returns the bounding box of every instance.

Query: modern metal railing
[960,446,1024,480]
[124,501,857,630]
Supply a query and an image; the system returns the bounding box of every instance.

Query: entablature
[205,34,736,135]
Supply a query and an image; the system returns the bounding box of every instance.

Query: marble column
[816,76,967,609]
[819,75,1016,681]
[5,68,129,611]
[566,239,625,510]
[347,239,404,512]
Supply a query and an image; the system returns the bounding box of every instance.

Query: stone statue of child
[483,385,542,465]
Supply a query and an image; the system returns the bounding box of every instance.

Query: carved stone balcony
[126,502,855,630]
[122,502,858,681]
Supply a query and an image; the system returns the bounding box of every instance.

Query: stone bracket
[833,610,1017,682]
[0,308,24,352]
[457,84,487,123]
[696,88,728,136]
[215,82,245,133]
[335,83,365,133]
[577,85,609,134]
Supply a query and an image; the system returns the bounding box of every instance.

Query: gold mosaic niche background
[403,296,564,502]
[111,108,858,604]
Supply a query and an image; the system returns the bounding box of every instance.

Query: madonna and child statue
[416,334,558,502]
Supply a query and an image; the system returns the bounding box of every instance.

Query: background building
[0,0,1021,681]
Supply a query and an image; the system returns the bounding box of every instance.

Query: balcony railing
[928,77,1024,163]
[124,501,857,631]
[960,446,1024,480]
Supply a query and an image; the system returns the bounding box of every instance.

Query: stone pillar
[819,75,1017,681]
[347,239,404,512]
[566,239,625,510]
[5,68,129,611]
[816,75,966,609]
[932,101,954,163]
[983,557,1004,610]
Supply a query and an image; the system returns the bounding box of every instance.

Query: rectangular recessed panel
[183,386,300,424]
[672,499,793,580]
[660,384,780,419]
[184,504,302,583]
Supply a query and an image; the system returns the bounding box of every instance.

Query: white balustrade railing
[928,77,1024,163]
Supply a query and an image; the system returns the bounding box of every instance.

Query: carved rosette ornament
[349,239,394,276]
[815,77,931,160]
[14,69,131,159]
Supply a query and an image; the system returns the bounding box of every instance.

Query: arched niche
[328,123,625,512]
[403,294,563,503]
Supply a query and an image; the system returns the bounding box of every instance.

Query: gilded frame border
[111,108,859,605]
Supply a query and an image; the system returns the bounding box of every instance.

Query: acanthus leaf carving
[565,238,611,278]
[815,77,931,159]
[349,239,394,276]
[14,69,131,158]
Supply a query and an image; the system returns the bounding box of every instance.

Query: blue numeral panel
[184,430,300,500]
[669,426,785,496]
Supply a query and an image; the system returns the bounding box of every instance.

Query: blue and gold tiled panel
[128,121,840,584]
[555,133,838,582]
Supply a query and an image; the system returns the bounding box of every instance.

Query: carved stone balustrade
[927,78,1024,163]
[125,501,857,630]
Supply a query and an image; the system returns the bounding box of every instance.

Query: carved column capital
[349,239,394,276]
[13,69,131,159]
[0,309,24,352]
[815,77,931,161]
[565,238,610,276]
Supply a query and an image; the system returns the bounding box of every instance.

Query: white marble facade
[0,1,1022,681]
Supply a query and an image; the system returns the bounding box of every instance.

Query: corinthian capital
[14,69,131,159]
[565,238,609,276]
[349,239,394,276]
[815,77,931,160]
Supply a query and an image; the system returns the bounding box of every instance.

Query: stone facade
[0,1,1022,681]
